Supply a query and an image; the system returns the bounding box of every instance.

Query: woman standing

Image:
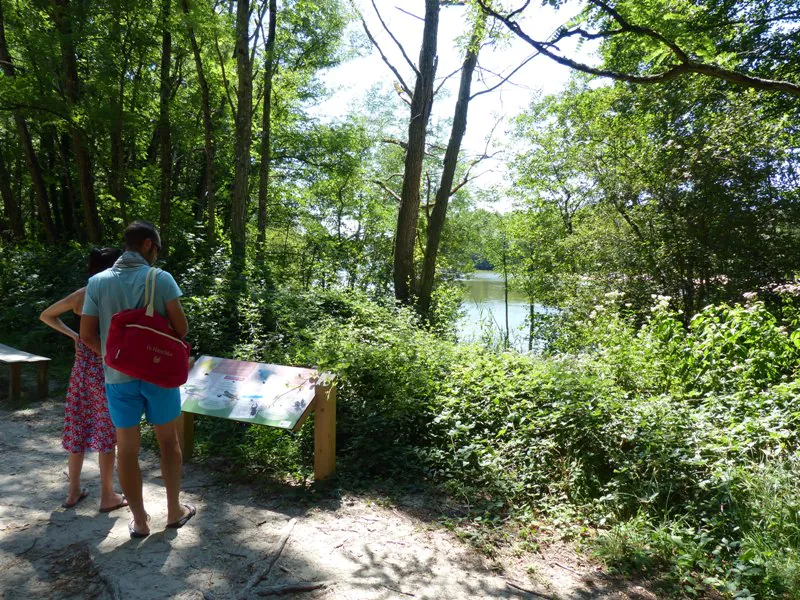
[40,248,127,512]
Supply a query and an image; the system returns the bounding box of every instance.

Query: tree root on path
[381,583,415,597]
[505,578,555,599]
[239,517,298,598]
[255,581,331,596]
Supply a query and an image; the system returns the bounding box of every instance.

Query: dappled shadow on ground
[295,482,660,600]
[2,399,619,599]
[568,579,657,600]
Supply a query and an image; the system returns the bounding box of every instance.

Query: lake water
[457,271,549,351]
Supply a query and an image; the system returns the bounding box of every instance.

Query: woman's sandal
[165,504,196,529]
[99,494,128,514]
[128,514,151,539]
[61,490,88,509]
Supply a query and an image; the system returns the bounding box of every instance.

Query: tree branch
[450,166,491,196]
[249,0,269,67]
[448,116,503,197]
[450,149,502,196]
[372,179,401,202]
[355,5,412,97]
[382,137,408,150]
[470,52,539,99]
[213,28,237,115]
[395,6,423,22]
[477,0,800,97]
[434,65,463,97]
[0,102,70,122]
[549,26,624,44]
[587,0,689,62]
[393,81,411,105]
[507,0,531,20]
[371,0,419,77]
[385,136,440,158]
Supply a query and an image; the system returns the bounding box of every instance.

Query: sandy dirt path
[0,399,659,600]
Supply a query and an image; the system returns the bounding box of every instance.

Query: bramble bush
[3,245,800,597]
[286,291,800,597]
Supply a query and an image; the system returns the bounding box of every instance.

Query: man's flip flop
[165,504,196,529]
[99,495,128,513]
[129,515,151,539]
[61,490,88,509]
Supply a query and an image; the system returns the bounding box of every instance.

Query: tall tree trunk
[57,132,77,237]
[0,0,56,243]
[109,0,128,225]
[19,119,57,242]
[417,19,482,315]
[502,240,509,349]
[0,150,24,240]
[192,154,205,220]
[158,0,173,253]
[180,0,216,244]
[110,102,126,224]
[231,0,253,269]
[70,133,99,241]
[52,0,102,243]
[41,129,61,235]
[127,54,146,170]
[256,0,276,262]
[528,301,535,352]
[393,0,439,304]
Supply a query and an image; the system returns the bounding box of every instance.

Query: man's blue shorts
[105,380,182,429]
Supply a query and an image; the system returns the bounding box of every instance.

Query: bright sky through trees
[312,1,594,199]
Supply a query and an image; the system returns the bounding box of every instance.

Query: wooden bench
[0,343,51,401]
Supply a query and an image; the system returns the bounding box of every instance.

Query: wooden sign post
[313,374,336,481]
[177,411,195,462]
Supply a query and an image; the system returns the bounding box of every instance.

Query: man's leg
[153,419,188,524]
[116,425,149,534]
[98,450,125,510]
[105,382,148,534]
[144,382,193,526]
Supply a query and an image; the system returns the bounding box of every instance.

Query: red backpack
[105,267,191,388]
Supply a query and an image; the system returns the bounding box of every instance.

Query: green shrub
[0,243,92,352]
[301,299,455,477]
[5,243,800,597]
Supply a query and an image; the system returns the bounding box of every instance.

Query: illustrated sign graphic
[180,356,318,430]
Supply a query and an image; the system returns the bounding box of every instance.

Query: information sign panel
[180,355,318,430]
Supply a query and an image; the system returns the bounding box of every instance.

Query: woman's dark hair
[88,247,122,276]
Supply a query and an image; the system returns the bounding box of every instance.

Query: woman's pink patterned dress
[62,339,116,453]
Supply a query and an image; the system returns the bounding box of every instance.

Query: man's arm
[79,315,102,355]
[165,298,189,338]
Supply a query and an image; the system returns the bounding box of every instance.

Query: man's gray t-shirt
[82,251,183,384]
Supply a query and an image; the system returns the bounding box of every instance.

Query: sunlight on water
[457,270,553,352]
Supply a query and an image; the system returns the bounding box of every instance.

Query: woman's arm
[39,288,84,342]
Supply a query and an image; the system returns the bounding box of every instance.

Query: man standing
[81,220,196,538]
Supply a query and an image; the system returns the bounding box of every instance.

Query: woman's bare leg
[65,451,85,504]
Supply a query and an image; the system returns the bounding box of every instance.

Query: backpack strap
[143,267,159,317]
